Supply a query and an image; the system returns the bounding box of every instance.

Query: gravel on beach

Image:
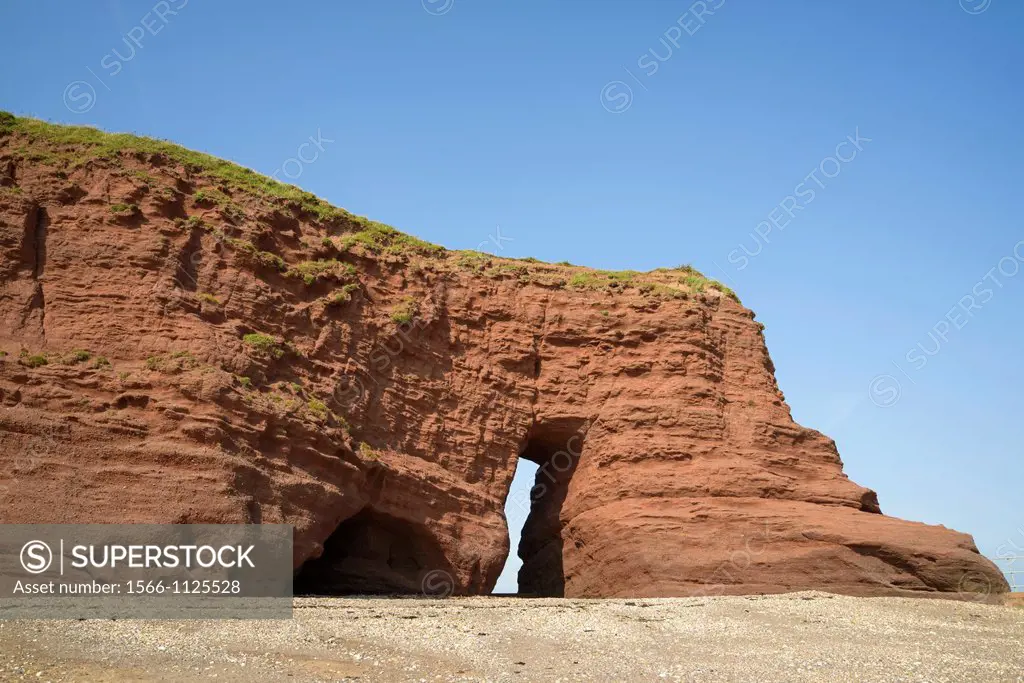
[1,591,1022,682]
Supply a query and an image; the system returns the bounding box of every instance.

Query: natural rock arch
[0,118,1007,602]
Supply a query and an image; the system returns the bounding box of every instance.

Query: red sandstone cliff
[0,115,1008,600]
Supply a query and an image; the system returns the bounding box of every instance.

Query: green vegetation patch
[145,350,200,374]
[194,188,224,205]
[567,269,638,291]
[0,111,16,135]
[286,259,357,286]
[2,114,347,220]
[455,251,492,272]
[677,271,739,302]
[338,218,446,258]
[307,398,328,419]
[109,203,139,217]
[181,216,206,231]
[708,280,740,302]
[193,187,244,221]
[62,349,92,365]
[125,169,154,186]
[242,333,285,359]
[227,239,286,272]
[327,282,361,306]
[197,292,221,305]
[680,274,707,293]
[639,283,687,300]
[390,296,419,324]
[18,351,48,368]
[490,262,530,280]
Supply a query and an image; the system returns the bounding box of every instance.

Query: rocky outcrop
[0,116,1008,600]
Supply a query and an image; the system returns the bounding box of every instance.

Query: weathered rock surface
[0,117,1008,600]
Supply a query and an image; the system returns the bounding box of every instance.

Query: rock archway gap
[492,457,538,594]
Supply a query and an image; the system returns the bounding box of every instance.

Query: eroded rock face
[0,126,1008,600]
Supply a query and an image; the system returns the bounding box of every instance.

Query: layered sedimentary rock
[0,116,1008,600]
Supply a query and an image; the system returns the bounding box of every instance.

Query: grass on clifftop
[1,112,346,222]
[0,112,740,303]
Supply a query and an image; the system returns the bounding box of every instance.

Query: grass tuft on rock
[144,350,200,374]
[242,333,285,359]
[390,297,418,324]
[287,259,357,286]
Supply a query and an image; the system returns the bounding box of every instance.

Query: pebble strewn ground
[1,592,1022,682]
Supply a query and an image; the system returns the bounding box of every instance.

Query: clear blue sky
[2,0,1022,594]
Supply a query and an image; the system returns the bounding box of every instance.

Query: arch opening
[492,456,538,594]
[513,419,586,597]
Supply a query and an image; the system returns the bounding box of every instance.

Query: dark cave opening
[294,507,452,595]
[515,420,585,597]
